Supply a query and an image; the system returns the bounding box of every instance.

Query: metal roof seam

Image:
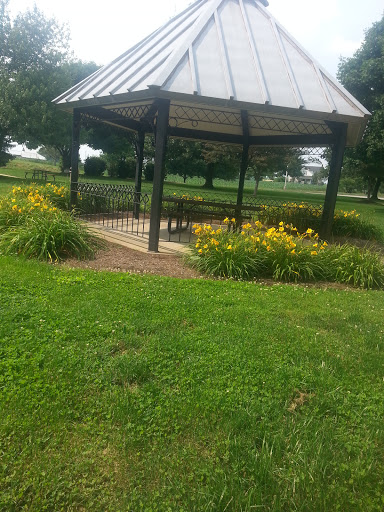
[238,0,270,105]
[270,18,305,110]
[214,9,235,100]
[57,0,205,103]
[262,4,370,117]
[128,56,171,93]
[188,46,199,95]
[314,66,338,114]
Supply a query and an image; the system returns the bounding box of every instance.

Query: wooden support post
[134,128,145,219]
[320,123,347,240]
[70,109,81,206]
[236,110,250,228]
[148,99,170,252]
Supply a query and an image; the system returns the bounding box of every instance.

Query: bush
[144,162,154,182]
[255,202,383,241]
[0,185,102,261]
[116,157,136,179]
[339,177,363,194]
[0,210,102,261]
[187,220,384,289]
[320,244,384,289]
[83,156,107,177]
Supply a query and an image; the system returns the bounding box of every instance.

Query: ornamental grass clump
[320,243,384,289]
[188,219,384,289]
[0,185,102,261]
[332,209,383,241]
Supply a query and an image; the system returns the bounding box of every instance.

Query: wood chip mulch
[61,243,203,279]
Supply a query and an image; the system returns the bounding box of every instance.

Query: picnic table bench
[163,195,263,234]
[24,169,57,182]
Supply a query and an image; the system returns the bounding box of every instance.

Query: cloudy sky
[8,0,384,78]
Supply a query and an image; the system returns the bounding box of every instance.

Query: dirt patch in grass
[288,390,315,413]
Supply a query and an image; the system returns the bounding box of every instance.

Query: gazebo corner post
[319,123,348,240]
[134,128,145,220]
[70,108,81,207]
[236,110,250,229]
[148,99,170,252]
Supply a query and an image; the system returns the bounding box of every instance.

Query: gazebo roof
[54,0,370,147]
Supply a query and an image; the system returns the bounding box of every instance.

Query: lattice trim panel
[249,115,332,136]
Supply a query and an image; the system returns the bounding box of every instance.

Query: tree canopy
[337,15,384,199]
[247,148,303,196]
[0,0,98,169]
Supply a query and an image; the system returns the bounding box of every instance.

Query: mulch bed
[62,243,203,279]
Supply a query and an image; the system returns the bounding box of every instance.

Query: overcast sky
[8,0,384,78]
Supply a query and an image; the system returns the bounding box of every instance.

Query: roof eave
[55,88,369,147]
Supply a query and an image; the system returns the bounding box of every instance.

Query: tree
[200,143,240,188]
[247,148,303,196]
[165,139,205,182]
[84,122,136,177]
[0,0,98,170]
[0,0,15,166]
[337,16,384,200]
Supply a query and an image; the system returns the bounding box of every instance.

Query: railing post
[134,128,145,219]
[70,108,81,207]
[320,123,347,240]
[236,110,250,228]
[148,99,170,252]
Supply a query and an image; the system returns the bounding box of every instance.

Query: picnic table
[163,195,263,234]
[24,169,57,182]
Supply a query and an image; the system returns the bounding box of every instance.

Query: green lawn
[1,256,384,511]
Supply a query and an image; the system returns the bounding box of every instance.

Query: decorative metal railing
[74,183,324,244]
[163,191,324,242]
[75,183,151,237]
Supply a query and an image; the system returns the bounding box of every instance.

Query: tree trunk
[370,177,382,200]
[253,176,260,197]
[203,163,214,189]
[58,147,71,172]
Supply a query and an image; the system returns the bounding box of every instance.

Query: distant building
[296,164,324,184]
[9,143,46,161]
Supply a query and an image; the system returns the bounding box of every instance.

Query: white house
[297,164,324,184]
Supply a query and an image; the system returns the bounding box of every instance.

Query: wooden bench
[24,169,57,182]
[163,196,263,234]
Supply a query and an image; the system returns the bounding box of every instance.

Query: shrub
[0,185,102,261]
[187,219,384,289]
[83,156,107,177]
[339,177,363,194]
[0,209,102,261]
[255,202,383,241]
[320,244,384,289]
[116,157,136,179]
[332,209,383,240]
[144,162,154,182]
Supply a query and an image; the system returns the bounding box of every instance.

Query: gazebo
[54,0,370,252]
